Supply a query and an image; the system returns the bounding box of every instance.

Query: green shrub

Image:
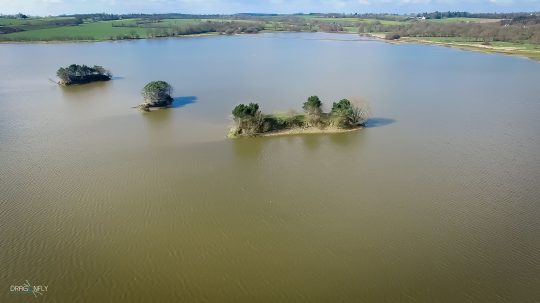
[232,103,264,136]
[232,103,259,120]
[331,98,370,128]
[302,95,322,112]
[385,32,401,40]
[142,81,173,107]
[302,96,323,127]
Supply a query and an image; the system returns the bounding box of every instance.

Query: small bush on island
[331,98,371,128]
[302,96,323,127]
[232,103,260,120]
[56,64,112,85]
[228,96,371,138]
[138,81,173,112]
[230,103,264,136]
[385,32,401,40]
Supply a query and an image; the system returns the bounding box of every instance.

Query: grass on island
[229,112,367,138]
[229,112,363,138]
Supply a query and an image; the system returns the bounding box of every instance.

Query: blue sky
[1,0,539,16]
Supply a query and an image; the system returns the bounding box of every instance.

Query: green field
[0,18,244,41]
[0,15,510,42]
[1,21,147,41]
[0,16,76,26]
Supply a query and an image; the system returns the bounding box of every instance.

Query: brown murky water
[1,33,539,302]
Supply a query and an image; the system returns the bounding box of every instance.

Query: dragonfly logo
[10,280,48,297]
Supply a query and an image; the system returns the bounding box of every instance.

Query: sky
[0,0,539,16]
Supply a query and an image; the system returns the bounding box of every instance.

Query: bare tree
[348,97,371,126]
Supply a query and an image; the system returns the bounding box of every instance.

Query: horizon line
[3,11,540,17]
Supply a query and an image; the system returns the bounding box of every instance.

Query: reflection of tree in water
[231,137,267,161]
[143,108,172,128]
[301,135,322,152]
[230,125,376,159]
[59,81,111,98]
[142,96,197,128]
[327,131,369,153]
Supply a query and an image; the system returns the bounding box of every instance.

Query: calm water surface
[1,33,539,302]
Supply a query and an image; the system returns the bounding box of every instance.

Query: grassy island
[228,96,370,138]
[56,64,111,85]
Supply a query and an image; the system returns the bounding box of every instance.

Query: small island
[56,64,112,85]
[136,81,173,112]
[228,96,370,138]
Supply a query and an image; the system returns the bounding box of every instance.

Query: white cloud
[488,0,515,5]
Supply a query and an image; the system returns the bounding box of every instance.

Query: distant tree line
[144,21,265,37]
[417,11,473,19]
[466,12,540,19]
[59,13,120,22]
[309,12,539,21]
[415,11,540,23]
[416,11,538,19]
[60,13,238,21]
[37,18,83,27]
[358,20,540,44]
[0,13,29,19]
[318,22,345,32]
[266,17,315,32]
[504,15,540,25]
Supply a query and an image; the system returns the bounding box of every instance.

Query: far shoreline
[363,33,540,62]
[3,31,538,62]
[0,32,221,45]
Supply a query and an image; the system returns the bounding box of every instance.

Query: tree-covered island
[56,64,112,85]
[228,96,370,138]
[136,81,173,112]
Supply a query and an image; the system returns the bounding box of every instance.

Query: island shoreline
[231,125,364,138]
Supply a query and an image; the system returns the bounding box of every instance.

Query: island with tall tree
[228,96,370,138]
[56,64,112,85]
[137,80,174,112]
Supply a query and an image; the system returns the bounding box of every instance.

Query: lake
[1,33,539,302]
